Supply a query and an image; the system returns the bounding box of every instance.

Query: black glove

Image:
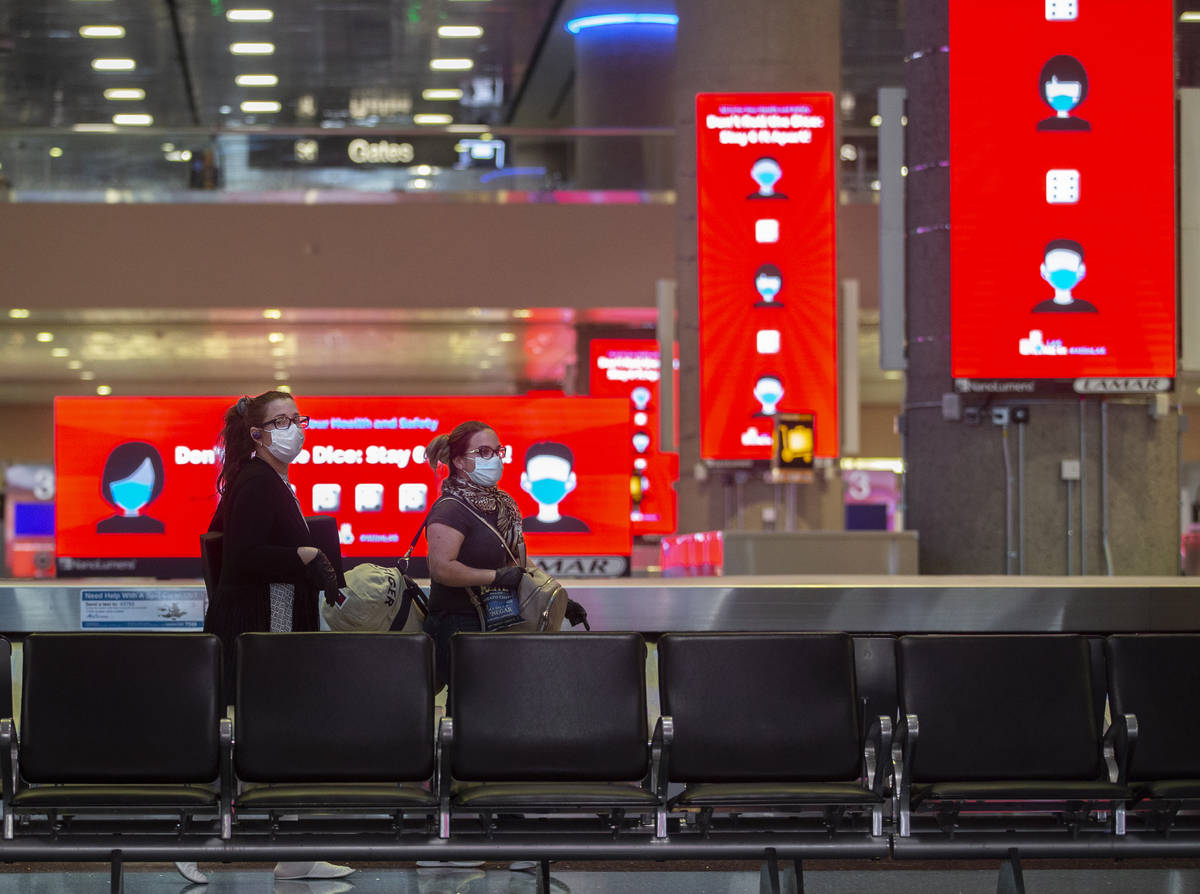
[492,565,525,591]
[304,550,340,605]
[565,599,590,630]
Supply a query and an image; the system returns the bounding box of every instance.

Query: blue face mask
[529,477,568,506]
[1048,92,1078,112]
[1049,269,1079,290]
[110,479,152,515]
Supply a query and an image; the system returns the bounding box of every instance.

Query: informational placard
[769,413,816,483]
[56,396,632,576]
[588,339,678,535]
[80,589,206,629]
[950,0,1175,382]
[696,91,839,461]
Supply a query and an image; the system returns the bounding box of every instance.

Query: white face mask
[263,423,305,464]
[466,455,503,487]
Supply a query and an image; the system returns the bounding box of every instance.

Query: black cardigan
[203,458,319,674]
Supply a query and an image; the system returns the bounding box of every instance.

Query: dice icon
[1046,169,1080,205]
[1045,0,1078,20]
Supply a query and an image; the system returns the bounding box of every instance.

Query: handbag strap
[442,495,523,568]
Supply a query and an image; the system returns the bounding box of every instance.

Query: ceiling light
[241,100,281,113]
[79,25,125,38]
[565,13,679,34]
[91,57,136,70]
[430,58,474,71]
[438,25,484,37]
[870,114,883,127]
[235,74,278,86]
[35,332,54,343]
[409,178,431,189]
[104,87,145,100]
[81,371,96,381]
[446,124,487,133]
[262,308,282,319]
[112,113,153,125]
[8,309,29,319]
[273,370,289,381]
[48,147,63,158]
[1181,11,1200,21]
[268,332,285,343]
[498,332,516,342]
[96,385,112,395]
[413,113,452,125]
[72,123,117,132]
[230,42,275,55]
[226,8,274,21]
[67,360,83,370]
[512,309,533,318]
[277,384,292,393]
[422,88,464,101]
[411,165,434,176]
[51,348,70,358]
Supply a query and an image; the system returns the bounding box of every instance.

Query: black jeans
[423,609,482,693]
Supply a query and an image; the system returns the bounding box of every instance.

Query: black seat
[441,632,660,837]
[895,634,1128,840]
[233,632,437,825]
[1106,634,1200,825]
[3,633,228,838]
[657,633,891,838]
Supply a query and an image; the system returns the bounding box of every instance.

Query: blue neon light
[479,166,548,184]
[565,13,679,35]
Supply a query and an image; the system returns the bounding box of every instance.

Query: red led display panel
[950,0,1175,380]
[588,339,679,536]
[55,395,632,573]
[696,92,839,461]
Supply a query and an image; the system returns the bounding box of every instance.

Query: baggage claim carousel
[3,576,1200,635]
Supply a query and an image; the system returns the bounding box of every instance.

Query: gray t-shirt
[427,497,512,613]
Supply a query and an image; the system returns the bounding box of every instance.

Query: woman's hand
[297,546,319,564]
[302,550,340,604]
[492,565,525,590]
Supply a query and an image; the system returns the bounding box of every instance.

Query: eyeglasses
[464,445,507,460]
[261,414,310,431]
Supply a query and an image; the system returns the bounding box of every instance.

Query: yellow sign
[770,413,815,483]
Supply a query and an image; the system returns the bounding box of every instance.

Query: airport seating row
[2,631,1200,894]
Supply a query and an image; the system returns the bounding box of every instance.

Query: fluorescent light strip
[104,87,145,100]
[230,42,275,54]
[91,57,136,70]
[437,25,483,37]
[79,25,125,37]
[430,58,474,70]
[414,113,453,125]
[565,13,679,34]
[226,8,274,21]
[241,100,281,113]
[1181,11,1200,21]
[72,123,118,132]
[235,73,278,86]
[422,88,463,101]
[112,113,153,125]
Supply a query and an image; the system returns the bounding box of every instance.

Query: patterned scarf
[441,474,524,556]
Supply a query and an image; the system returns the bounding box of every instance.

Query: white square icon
[1045,0,1078,20]
[1046,169,1080,204]
[398,483,429,513]
[355,483,384,512]
[311,483,341,513]
[756,329,781,354]
[755,219,780,244]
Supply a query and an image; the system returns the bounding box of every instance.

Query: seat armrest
[437,716,454,839]
[219,717,233,839]
[865,714,893,797]
[893,713,918,837]
[1103,712,1137,786]
[1,718,16,840]
[651,715,673,840]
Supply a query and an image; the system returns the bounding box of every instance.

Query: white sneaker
[175,862,209,884]
[416,860,485,868]
[508,860,539,871]
[273,861,356,880]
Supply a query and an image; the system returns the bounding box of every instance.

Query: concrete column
[571,1,677,188]
[673,0,842,535]
[902,0,1180,574]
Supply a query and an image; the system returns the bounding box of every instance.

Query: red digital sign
[588,339,679,536]
[696,92,839,461]
[55,396,632,575]
[950,0,1175,380]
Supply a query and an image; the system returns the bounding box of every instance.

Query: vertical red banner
[696,92,840,460]
[588,339,679,535]
[950,0,1176,380]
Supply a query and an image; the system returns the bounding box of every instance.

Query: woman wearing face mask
[181,390,352,886]
[423,420,527,692]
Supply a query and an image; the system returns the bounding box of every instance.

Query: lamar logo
[1074,378,1171,394]
[536,556,629,578]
